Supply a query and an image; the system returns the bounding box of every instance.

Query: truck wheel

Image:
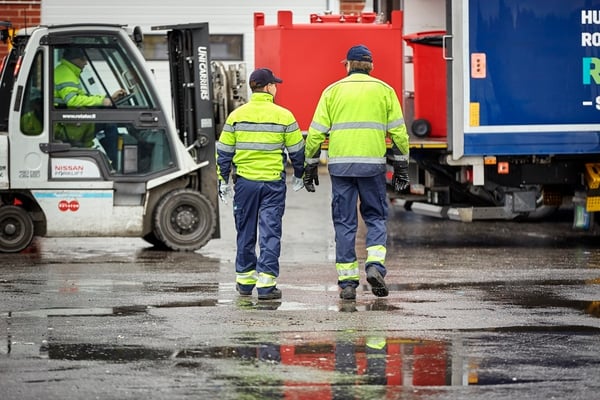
[0,205,34,253]
[411,119,431,138]
[152,189,216,252]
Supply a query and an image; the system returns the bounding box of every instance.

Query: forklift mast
[152,23,218,211]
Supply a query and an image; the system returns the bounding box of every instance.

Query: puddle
[29,329,600,391]
[1,300,218,319]
[41,335,456,387]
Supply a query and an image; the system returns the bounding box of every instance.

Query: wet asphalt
[1,172,600,399]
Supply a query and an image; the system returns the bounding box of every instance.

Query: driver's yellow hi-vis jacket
[53,59,105,147]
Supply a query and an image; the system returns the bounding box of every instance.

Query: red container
[403,31,447,138]
[254,10,404,131]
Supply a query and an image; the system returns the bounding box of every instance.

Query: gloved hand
[392,160,410,193]
[292,175,304,192]
[303,163,319,192]
[218,181,232,204]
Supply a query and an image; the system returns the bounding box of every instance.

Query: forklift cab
[7,25,181,190]
[0,23,220,253]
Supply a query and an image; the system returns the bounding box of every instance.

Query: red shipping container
[404,31,448,138]
[254,10,404,131]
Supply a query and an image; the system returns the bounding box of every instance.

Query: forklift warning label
[51,159,101,179]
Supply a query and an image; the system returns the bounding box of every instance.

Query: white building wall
[41,0,341,73]
[41,0,345,111]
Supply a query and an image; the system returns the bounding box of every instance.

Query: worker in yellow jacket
[304,44,410,300]
[216,68,305,301]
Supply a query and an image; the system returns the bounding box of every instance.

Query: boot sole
[258,290,282,300]
[366,269,389,297]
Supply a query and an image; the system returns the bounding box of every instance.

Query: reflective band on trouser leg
[256,272,277,289]
[366,336,387,350]
[336,261,360,282]
[366,245,386,266]
[236,270,258,286]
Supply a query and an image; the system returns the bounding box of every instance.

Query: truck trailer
[399,0,600,225]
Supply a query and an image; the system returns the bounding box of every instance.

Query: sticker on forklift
[33,191,112,200]
[18,170,41,179]
[51,158,102,178]
[58,200,80,212]
[469,102,480,126]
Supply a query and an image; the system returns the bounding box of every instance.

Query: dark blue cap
[249,68,283,88]
[344,44,373,62]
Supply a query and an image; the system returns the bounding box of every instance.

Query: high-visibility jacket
[305,71,409,177]
[20,111,42,135]
[54,59,106,108]
[53,59,104,147]
[216,92,305,182]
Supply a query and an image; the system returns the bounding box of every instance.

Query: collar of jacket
[348,70,370,76]
[61,58,83,75]
[250,91,275,102]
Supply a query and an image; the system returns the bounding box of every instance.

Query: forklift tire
[411,118,431,138]
[152,188,217,252]
[0,205,35,253]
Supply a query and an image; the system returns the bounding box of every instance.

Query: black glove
[304,163,319,192]
[392,160,410,193]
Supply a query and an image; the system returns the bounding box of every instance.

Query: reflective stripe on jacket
[216,92,305,182]
[305,72,409,177]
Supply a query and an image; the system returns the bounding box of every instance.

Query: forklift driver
[53,47,126,167]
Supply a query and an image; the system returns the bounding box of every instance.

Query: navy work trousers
[233,176,286,280]
[331,173,388,274]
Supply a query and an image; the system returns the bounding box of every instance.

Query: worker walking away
[303,44,410,300]
[216,68,305,300]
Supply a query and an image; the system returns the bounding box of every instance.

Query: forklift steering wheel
[115,92,134,106]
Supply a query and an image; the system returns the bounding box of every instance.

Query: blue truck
[394,0,600,226]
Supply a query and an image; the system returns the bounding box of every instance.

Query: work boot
[236,283,253,296]
[366,266,389,297]
[258,287,282,300]
[339,286,356,300]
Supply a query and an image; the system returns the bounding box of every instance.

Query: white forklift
[0,22,227,252]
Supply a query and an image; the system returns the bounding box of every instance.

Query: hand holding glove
[392,159,410,193]
[218,181,232,204]
[303,163,319,193]
[292,175,304,192]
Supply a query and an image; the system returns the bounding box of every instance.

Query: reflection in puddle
[233,299,403,313]
[35,328,599,395]
[1,300,218,319]
[45,335,456,388]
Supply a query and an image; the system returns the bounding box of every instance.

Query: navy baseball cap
[249,68,283,88]
[64,47,86,61]
[343,44,373,62]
